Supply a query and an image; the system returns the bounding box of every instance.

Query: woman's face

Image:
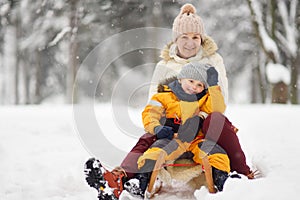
[176,33,202,59]
[179,78,205,95]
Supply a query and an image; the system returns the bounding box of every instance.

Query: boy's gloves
[154,126,174,140]
[207,67,219,86]
[177,116,204,142]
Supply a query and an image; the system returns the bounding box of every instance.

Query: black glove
[207,67,219,86]
[154,126,174,140]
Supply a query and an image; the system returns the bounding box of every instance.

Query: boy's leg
[122,115,202,178]
[126,137,182,198]
[196,140,230,192]
[123,159,156,198]
[177,115,204,142]
[120,133,156,179]
[202,112,251,176]
[84,134,155,199]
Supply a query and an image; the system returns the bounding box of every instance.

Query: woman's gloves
[207,67,219,86]
[154,125,174,140]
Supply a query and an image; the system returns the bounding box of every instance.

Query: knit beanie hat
[172,3,205,41]
[177,62,208,87]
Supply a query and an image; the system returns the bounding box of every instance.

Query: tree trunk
[251,66,257,103]
[23,61,31,104]
[15,53,19,104]
[253,64,267,103]
[67,0,79,104]
[290,51,299,104]
[34,50,42,104]
[272,81,288,104]
[68,38,78,104]
[0,54,4,104]
[3,25,18,104]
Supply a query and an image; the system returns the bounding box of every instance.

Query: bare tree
[1,0,19,104]
[67,0,79,104]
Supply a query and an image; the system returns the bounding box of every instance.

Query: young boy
[130,62,231,198]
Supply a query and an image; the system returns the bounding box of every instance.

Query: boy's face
[179,78,205,95]
[176,33,201,59]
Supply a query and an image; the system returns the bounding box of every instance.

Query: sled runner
[202,156,217,193]
[145,151,165,199]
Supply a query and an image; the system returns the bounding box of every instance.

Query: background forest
[0,0,299,105]
[1,1,299,199]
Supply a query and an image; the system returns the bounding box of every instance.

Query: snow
[48,27,71,47]
[0,2,10,16]
[266,62,291,85]
[1,104,300,200]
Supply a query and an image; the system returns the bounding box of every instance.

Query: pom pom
[180,3,196,15]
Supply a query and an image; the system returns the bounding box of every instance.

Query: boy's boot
[124,172,151,198]
[212,167,229,191]
[84,158,118,200]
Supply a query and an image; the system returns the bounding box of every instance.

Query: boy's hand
[154,126,174,140]
[207,67,218,86]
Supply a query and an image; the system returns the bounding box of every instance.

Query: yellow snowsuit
[137,82,230,173]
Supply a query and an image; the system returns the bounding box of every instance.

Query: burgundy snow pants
[202,112,251,176]
[120,133,156,179]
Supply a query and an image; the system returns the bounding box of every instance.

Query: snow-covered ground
[0,104,299,200]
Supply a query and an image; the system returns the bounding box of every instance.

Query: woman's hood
[160,35,219,61]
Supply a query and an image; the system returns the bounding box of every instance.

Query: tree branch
[246,0,279,63]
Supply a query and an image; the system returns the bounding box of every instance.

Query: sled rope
[162,162,200,168]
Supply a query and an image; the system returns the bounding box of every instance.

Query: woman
[149,3,228,105]
[84,4,249,200]
[119,3,230,180]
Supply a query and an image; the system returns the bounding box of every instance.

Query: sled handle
[146,151,165,198]
[202,156,217,193]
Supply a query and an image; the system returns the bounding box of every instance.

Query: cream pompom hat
[172,3,205,41]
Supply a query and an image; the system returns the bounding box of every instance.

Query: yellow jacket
[142,83,226,134]
[138,80,230,173]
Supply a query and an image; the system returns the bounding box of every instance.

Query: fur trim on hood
[157,76,177,93]
[160,35,219,61]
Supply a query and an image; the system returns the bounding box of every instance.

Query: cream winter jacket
[149,35,228,105]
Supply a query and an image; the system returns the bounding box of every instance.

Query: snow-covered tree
[247,0,299,104]
[197,0,261,103]
[0,0,298,105]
